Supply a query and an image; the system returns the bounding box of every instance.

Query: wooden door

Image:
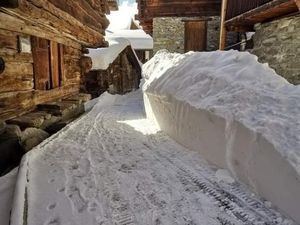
[184,19,208,52]
[31,37,50,90]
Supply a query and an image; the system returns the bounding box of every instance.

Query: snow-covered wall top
[87,37,130,70]
[107,30,153,50]
[143,50,300,175]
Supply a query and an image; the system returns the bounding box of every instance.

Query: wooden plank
[219,0,228,50]
[2,62,33,76]
[295,0,300,9]
[31,37,50,90]
[183,20,208,52]
[0,32,17,50]
[58,44,64,86]
[0,52,33,63]
[0,11,81,49]
[225,0,299,31]
[50,41,60,89]
[0,77,33,93]
[0,84,79,121]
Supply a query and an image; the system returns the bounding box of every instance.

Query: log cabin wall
[0,0,110,121]
[0,29,82,120]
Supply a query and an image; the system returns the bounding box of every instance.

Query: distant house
[81,3,153,98]
[82,37,142,98]
[136,0,239,53]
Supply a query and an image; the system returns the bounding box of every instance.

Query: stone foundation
[252,15,300,84]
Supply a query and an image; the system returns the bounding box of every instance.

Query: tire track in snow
[23,91,296,225]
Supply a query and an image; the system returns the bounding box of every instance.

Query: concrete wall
[252,15,300,85]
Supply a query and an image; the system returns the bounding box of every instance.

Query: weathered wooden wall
[0,0,110,121]
[0,29,82,120]
[0,0,109,47]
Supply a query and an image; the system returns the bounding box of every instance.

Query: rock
[0,120,6,135]
[0,137,24,175]
[0,124,22,141]
[21,128,49,152]
[7,113,46,129]
[44,122,67,135]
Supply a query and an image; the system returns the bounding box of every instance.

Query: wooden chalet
[219,0,300,49]
[0,0,109,121]
[82,44,142,98]
[0,0,112,167]
[136,0,222,35]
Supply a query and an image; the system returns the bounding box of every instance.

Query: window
[31,37,64,90]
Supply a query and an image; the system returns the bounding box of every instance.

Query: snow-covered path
[11,91,295,225]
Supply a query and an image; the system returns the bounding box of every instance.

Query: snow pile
[143,50,300,223]
[87,37,130,70]
[107,30,153,50]
[0,168,18,225]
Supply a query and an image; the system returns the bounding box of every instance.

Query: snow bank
[107,30,153,50]
[0,168,18,225]
[87,37,130,70]
[143,50,300,223]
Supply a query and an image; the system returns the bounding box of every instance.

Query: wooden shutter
[31,37,50,90]
[50,41,60,88]
[58,44,64,86]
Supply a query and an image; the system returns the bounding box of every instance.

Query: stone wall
[153,17,185,53]
[252,15,300,84]
[153,16,238,53]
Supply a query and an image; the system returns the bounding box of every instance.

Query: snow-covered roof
[105,2,153,50]
[87,37,130,70]
[107,30,153,50]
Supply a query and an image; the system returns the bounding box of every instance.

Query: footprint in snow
[47,203,57,211]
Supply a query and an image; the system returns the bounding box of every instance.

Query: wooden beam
[225,0,299,31]
[0,0,19,8]
[295,0,300,9]
[219,0,228,50]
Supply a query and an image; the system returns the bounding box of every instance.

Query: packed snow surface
[88,37,130,70]
[143,50,300,174]
[0,168,18,225]
[10,91,296,225]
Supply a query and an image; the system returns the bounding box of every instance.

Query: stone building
[221,0,300,85]
[153,16,238,54]
[251,15,300,84]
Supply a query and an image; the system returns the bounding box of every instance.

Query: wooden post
[295,0,300,10]
[219,0,228,50]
